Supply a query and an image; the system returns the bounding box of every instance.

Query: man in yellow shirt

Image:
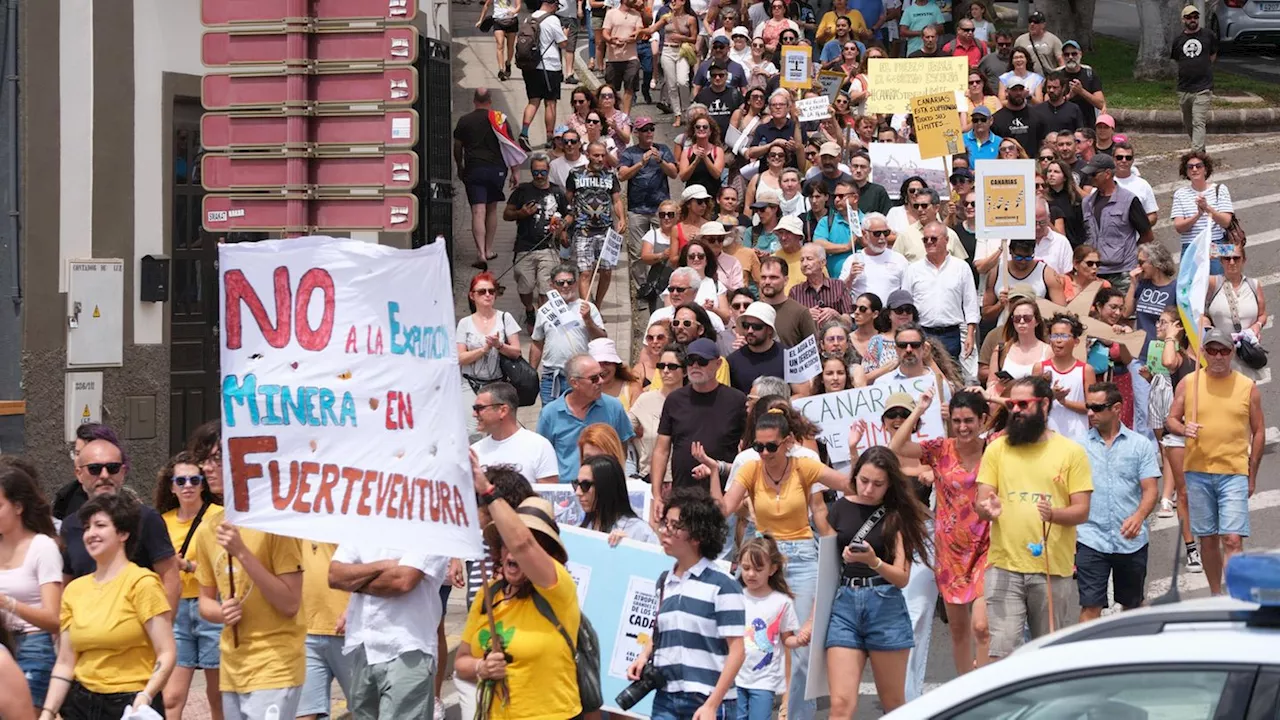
[194,449,306,720]
[976,376,1092,661]
[771,216,808,293]
[298,541,352,720]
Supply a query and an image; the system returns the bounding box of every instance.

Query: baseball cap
[950,168,975,182]
[634,116,656,130]
[1028,10,1046,22]
[687,338,721,359]
[1095,113,1116,128]
[553,124,570,137]
[775,216,804,235]
[751,188,782,208]
[1006,76,1027,89]
[709,59,730,74]
[819,141,842,157]
[970,105,992,119]
[1008,283,1039,302]
[886,289,915,310]
[1080,153,1117,176]
[1063,40,1081,51]
[699,221,729,237]
[731,25,750,38]
[741,302,777,330]
[712,34,730,46]
[1202,327,1233,348]
[1182,4,1200,16]
[883,392,917,414]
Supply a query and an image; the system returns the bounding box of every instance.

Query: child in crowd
[734,534,808,720]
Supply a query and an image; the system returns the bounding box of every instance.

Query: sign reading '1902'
[218,236,481,557]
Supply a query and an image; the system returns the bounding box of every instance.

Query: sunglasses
[172,475,204,487]
[1085,402,1115,413]
[637,125,656,132]
[907,187,925,195]
[571,479,595,492]
[564,138,580,145]
[668,285,691,293]
[686,356,714,367]
[574,372,606,384]
[895,340,923,349]
[752,441,782,453]
[531,168,549,176]
[1011,253,1035,262]
[1011,314,1037,324]
[731,303,752,311]
[656,362,683,371]
[1186,162,1205,169]
[891,305,916,315]
[472,403,501,413]
[768,152,786,159]
[82,462,124,476]
[586,118,602,125]
[870,229,891,237]
[1114,155,1134,161]
[854,304,874,313]
[695,124,711,131]
[687,252,706,260]
[473,287,497,296]
[882,408,911,421]
[671,319,696,328]
[1221,256,1243,263]
[658,211,676,219]
[971,116,989,123]
[1205,345,1232,356]
[963,200,976,207]
[1039,155,1055,161]
[740,321,766,331]
[912,203,931,210]
[553,279,576,287]
[1049,333,1073,341]
[573,99,588,105]
[598,92,614,99]
[922,236,943,245]
[997,42,1012,48]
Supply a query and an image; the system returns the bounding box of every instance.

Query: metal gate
[414,36,453,265]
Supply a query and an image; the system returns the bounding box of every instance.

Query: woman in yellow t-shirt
[42,493,175,720]
[154,451,223,720]
[457,462,584,720]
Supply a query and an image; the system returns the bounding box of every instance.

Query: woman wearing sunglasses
[594,83,633,145]
[679,117,725,197]
[633,319,674,388]
[744,143,788,212]
[154,451,223,720]
[960,70,998,132]
[1062,245,1110,302]
[457,272,524,441]
[1205,244,1268,382]
[997,137,1029,160]
[629,344,687,487]
[565,87,598,140]
[756,0,800,54]
[577,455,659,544]
[581,110,620,167]
[986,296,1050,396]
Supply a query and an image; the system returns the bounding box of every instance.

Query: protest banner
[793,374,946,463]
[784,335,822,384]
[779,45,811,89]
[805,536,840,700]
[866,56,968,114]
[869,143,947,199]
[599,228,625,267]
[537,480,652,528]
[219,236,481,556]
[541,289,581,328]
[910,92,962,160]
[817,70,846,101]
[975,159,1036,240]
[796,95,832,123]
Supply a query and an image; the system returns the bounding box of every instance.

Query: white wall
[59,0,94,294]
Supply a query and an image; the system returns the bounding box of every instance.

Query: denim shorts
[15,631,56,706]
[825,584,914,652]
[174,596,223,669]
[1186,472,1251,537]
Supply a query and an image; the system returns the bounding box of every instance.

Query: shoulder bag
[1225,279,1267,369]
[1215,185,1247,246]
[530,587,604,712]
[498,312,541,406]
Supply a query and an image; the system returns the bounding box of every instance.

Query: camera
[615,663,666,710]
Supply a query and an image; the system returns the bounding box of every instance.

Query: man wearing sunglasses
[538,353,636,482]
[977,30,1014,98]
[962,106,1002,162]
[471,382,559,485]
[1111,140,1159,227]
[842,212,908,303]
[618,116,678,289]
[1076,381,1160,623]
[506,152,572,325]
[1055,39,1105,127]
[549,129,587,191]
[942,18,988,67]
[1013,10,1064,77]
[530,265,608,405]
[982,236,1066,324]
[1172,4,1217,153]
[1165,327,1264,596]
[976,376,1092,657]
[902,225,978,361]
[991,76,1040,156]
[727,302,789,395]
[650,338,747,522]
[61,435,182,612]
[895,188,968,264]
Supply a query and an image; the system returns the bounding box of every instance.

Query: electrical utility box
[64,372,104,442]
[66,259,125,368]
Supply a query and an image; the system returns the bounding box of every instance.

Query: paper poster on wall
[793,373,946,463]
[909,92,962,160]
[868,143,947,200]
[865,56,968,114]
[975,159,1036,240]
[218,236,481,556]
[779,45,812,89]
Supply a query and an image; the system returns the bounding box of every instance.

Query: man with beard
[650,338,747,520]
[842,212,908,302]
[758,256,819,348]
[692,35,749,96]
[976,376,1092,657]
[848,150,892,215]
[61,436,181,611]
[506,152,571,325]
[813,178,858,276]
[1014,11,1063,77]
[1172,5,1217,152]
[1056,40,1105,127]
[977,30,1013,100]
[726,302,800,394]
[549,128,587,190]
[813,142,856,195]
[887,324,954,403]
[1030,73,1084,154]
[992,77,1041,156]
[962,106,1001,163]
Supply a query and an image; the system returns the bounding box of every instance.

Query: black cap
[1080,153,1117,176]
[709,58,729,73]
[1029,10,1046,22]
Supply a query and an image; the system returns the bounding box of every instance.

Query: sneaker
[564,74,579,85]
[497,68,508,81]
[517,134,532,152]
[1157,497,1175,518]
[1186,544,1204,573]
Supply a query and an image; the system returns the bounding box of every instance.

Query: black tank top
[831,499,893,579]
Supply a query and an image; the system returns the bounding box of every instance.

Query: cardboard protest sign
[817,70,846,101]
[793,374,946,463]
[219,236,481,556]
[599,227,625,267]
[796,95,832,123]
[866,56,968,114]
[1035,282,1146,362]
[780,45,812,89]
[869,142,947,199]
[975,159,1036,240]
[910,92,962,160]
[784,335,822,383]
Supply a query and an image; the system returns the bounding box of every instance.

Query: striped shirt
[788,277,854,316]
[1170,183,1233,247]
[653,558,746,699]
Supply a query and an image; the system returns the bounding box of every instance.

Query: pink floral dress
[920,438,989,604]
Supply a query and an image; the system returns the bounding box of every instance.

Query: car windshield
[950,669,1231,720]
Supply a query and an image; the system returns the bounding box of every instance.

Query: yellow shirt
[735,455,824,540]
[61,563,170,694]
[648,359,731,391]
[163,505,222,599]
[773,247,806,294]
[816,9,868,45]
[1184,371,1254,476]
[301,541,350,637]
[194,506,306,692]
[462,562,582,720]
[977,434,1092,577]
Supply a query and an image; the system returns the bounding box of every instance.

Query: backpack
[515,13,549,72]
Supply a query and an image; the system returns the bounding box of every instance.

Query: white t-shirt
[642,226,672,256]
[494,0,519,21]
[331,545,449,664]
[885,205,911,235]
[0,534,62,634]
[735,589,800,692]
[550,154,589,192]
[457,312,524,381]
[472,428,561,483]
[531,11,567,72]
[841,247,909,304]
[1035,229,1073,275]
[1116,174,1159,217]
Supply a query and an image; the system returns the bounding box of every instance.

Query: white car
[886,553,1280,719]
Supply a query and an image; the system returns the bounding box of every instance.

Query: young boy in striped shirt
[628,487,746,720]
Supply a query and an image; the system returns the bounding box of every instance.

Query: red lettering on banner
[345,326,359,354]
[222,266,335,351]
[270,460,294,509]
[452,485,470,527]
[384,391,414,430]
[315,464,340,513]
[293,461,318,513]
[340,466,363,514]
[414,478,430,520]
[227,436,277,512]
[437,483,456,526]
[294,268,336,351]
[357,470,376,516]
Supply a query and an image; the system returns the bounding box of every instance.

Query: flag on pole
[1176,224,1213,357]
[489,110,528,169]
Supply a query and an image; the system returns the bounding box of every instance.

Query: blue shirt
[1077,425,1161,555]
[963,130,1003,163]
[813,211,857,277]
[900,1,944,55]
[653,558,746,700]
[536,391,636,481]
[618,143,676,214]
[849,0,884,27]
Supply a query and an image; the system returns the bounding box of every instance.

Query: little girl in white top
[735,534,806,720]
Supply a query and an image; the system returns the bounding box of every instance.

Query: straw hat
[483,496,566,557]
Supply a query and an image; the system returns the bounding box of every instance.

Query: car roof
[886,598,1280,719]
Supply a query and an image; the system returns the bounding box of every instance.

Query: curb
[1113,106,1280,133]
[575,46,604,92]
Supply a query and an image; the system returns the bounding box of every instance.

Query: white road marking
[1153,163,1280,195]
[1228,192,1280,213]
[1146,136,1280,163]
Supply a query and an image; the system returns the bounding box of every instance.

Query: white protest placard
[599,227,625,267]
[805,535,841,700]
[795,95,832,123]
[543,289,581,328]
[610,575,661,680]
[784,335,821,384]
[793,373,946,463]
[869,142,948,199]
[218,236,481,556]
[975,159,1036,240]
[779,45,811,89]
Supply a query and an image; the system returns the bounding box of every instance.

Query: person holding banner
[530,265,608,405]
[577,455,660,543]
